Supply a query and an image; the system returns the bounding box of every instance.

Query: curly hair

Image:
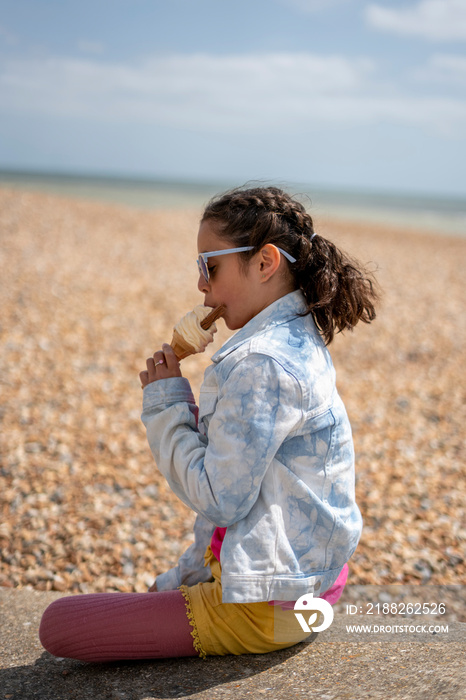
[202,185,379,345]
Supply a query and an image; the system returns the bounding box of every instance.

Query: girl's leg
[39,589,197,662]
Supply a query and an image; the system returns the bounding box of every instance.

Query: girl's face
[197,219,265,330]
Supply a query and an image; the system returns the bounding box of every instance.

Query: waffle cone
[170,330,197,361]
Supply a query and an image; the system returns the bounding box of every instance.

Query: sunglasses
[197,246,296,282]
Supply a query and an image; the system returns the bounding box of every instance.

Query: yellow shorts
[179,546,311,658]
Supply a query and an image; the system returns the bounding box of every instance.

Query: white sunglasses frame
[197,245,296,282]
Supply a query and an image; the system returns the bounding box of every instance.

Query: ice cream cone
[169,305,226,361]
[170,329,197,361]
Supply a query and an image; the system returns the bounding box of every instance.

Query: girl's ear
[258,244,281,281]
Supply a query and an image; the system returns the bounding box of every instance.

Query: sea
[1,169,465,238]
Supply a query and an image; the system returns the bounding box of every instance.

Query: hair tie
[310,232,317,241]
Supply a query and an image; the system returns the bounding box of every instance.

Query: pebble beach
[0,188,464,610]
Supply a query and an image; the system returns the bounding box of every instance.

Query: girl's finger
[146,357,157,381]
[153,350,165,366]
[162,343,179,370]
[139,370,149,387]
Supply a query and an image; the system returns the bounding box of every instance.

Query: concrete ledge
[1,589,465,699]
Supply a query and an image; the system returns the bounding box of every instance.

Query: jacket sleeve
[141,355,303,528]
[141,377,215,588]
[155,512,215,590]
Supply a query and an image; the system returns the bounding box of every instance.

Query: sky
[0,0,465,197]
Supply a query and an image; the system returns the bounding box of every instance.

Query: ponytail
[202,185,379,345]
[295,233,378,344]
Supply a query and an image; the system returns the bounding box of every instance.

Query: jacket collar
[212,290,308,363]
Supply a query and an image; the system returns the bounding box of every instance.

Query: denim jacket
[142,290,362,603]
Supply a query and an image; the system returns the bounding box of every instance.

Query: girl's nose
[197,273,210,294]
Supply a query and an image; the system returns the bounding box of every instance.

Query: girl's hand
[139,343,182,388]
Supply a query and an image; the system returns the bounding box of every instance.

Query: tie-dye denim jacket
[142,290,362,603]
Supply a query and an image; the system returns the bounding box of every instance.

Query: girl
[39,185,378,662]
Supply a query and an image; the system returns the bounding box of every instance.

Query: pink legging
[39,589,197,662]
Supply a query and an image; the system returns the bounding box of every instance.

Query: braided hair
[202,185,378,345]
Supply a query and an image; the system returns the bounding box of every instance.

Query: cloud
[0,51,464,136]
[414,53,466,85]
[0,52,375,125]
[365,0,466,41]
